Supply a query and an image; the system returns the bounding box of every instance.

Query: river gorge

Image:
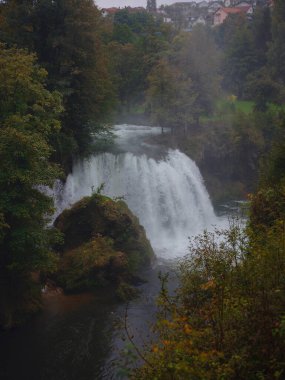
[0,124,229,380]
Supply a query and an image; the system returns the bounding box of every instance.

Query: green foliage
[258,110,285,186]
[215,2,284,107]
[107,9,172,115]
[172,26,221,118]
[146,0,156,13]
[116,281,138,301]
[147,58,196,132]
[134,218,285,379]
[246,68,279,111]
[56,236,127,292]
[251,6,271,68]
[0,0,285,337]
[134,94,285,379]
[220,99,254,114]
[108,41,147,110]
[1,0,116,168]
[223,21,257,97]
[54,193,154,293]
[0,45,62,271]
[113,9,161,38]
[147,25,221,132]
[0,45,63,326]
[268,0,285,88]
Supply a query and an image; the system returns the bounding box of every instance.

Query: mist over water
[55,125,226,259]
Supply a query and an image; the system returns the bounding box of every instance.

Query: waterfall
[55,148,222,259]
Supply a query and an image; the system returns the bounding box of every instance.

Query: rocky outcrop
[54,194,154,296]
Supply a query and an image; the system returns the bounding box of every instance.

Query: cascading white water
[55,125,224,259]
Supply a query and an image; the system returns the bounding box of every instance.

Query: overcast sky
[95,0,205,9]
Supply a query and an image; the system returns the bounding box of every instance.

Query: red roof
[102,7,119,14]
[220,6,251,14]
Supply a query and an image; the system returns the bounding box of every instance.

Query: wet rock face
[54,194,155,293]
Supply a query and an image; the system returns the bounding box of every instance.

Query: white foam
[54,126,226,259]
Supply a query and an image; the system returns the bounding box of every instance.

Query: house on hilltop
[207,1,224,14]
[102,7,119,17]
[213,5,253,25]
[158,0,272,28]
[224,0,257,5]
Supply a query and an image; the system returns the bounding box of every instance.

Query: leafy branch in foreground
[132,219,285,379]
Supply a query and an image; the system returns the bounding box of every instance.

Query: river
[0,125,228,380]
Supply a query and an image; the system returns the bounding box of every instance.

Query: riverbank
[0,261,175,380]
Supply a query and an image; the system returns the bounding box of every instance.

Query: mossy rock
[54,194,155,293]
[56,236,128,292]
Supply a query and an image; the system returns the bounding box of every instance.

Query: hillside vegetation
[0,7,285,379]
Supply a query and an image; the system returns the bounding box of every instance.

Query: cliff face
[54,193,155,295]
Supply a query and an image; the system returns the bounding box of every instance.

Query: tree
[146,0,156,12]
[0,0,35,49]
[170,26,221,124]
[223,20,257,97]
[108,42,146,111]
[146,26,221,132]
[134,220,285,379]
[147,59,197,134]
[268,0,285,85]
[251,6,271,69]
[147,59,177,132]
[246,68,279,111]
[108,9,171,115]
[266,0,285,106]
[1,0,115,169]
[0,45,63,327]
